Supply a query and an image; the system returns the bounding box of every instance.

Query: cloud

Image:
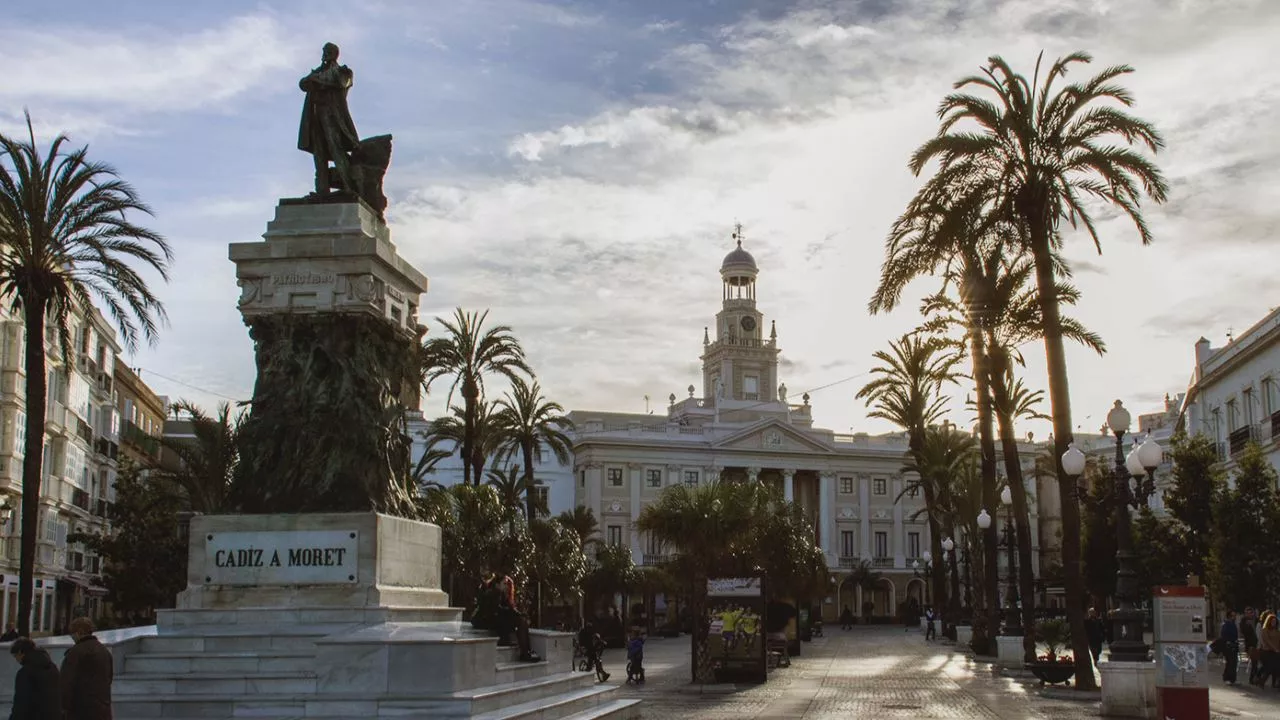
[25,0,1280,444]
[0,14,306,115]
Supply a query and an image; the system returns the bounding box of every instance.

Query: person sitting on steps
[495,575,540,663]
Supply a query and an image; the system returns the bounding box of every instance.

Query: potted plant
[1028,618,1076,685]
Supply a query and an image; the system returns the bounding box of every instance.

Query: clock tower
[701,225,781,406]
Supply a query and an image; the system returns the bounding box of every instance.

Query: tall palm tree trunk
[942,516,960,638]
[17,302,48,637]
[969,329,1000,654]
[522,442,536,519]
[462,378,478,485]
[988,352,1039,664]
[691,578,713,683]
[1030,236,1096,690]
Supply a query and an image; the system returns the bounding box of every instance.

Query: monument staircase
[101,607,640,719]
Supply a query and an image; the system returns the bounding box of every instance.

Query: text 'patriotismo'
[203,529,360,586]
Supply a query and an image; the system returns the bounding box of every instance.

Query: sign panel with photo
[706,577,767,682]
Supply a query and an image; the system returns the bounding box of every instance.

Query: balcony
[76,417,93,445]
[93,499,112,519]
[872,557,894,569]
[1272,411,1280,442]
[641,554,670,566]
[838,556,861,569]
[94,370,112,396]
[71,488,90,512]
[121,420,161,457]
[1229,425,1260,456]
[94,437,119,461]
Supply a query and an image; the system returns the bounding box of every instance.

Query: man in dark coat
[60,617,113,720]
[298,42,360,196]
[8,637,60,720]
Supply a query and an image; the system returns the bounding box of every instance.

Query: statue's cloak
[298,64,359,156]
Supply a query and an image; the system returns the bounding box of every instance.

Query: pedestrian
[1085,608,1105,663]
[60,617,114,720]
[8,637,61,719]
[625,629,645,684]
[1219,610,1239,685]
[839,606,854,631]
[1254,607,1274,686]
[1241,607,1260,685]
[925,607,937,641]
[577,622,609,682]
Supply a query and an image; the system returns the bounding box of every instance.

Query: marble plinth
[996,634,1025,668]
[1099,660,1157,719]
[229,200,428,328]
[179,512,449,610]
[955,625,973,648]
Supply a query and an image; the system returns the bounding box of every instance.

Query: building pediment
[712,419,834,454]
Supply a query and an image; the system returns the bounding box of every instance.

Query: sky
[3,0,1278,440]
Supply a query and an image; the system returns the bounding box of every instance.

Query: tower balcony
[706,336,776,351]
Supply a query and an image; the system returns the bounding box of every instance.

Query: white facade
[1178,308,1280,479]
[0,301,123,634]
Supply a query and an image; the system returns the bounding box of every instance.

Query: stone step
[494,659,551,685]
[109,669,599,718]
[559,697,644,720]
[113,670,317,696]
[469,685,624,720]
[140,631,323,654]
[124,650,314,674]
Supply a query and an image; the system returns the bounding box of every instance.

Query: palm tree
[636,482,757,683]
[906,52,1168,688]
[421,308,532,485]
[409,434,452,489]
[0,117,172,635]
[557,505,600,550]
[900,423,974,635]
[485,465,530,516]
[856,334,961,627]
[494,377,574,519]
[874,195,1005,649]
[426,401,508,485]
[157,401,243,514]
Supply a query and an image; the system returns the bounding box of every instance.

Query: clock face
[740,316,757,332]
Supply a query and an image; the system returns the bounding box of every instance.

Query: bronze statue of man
[299,42,359,196]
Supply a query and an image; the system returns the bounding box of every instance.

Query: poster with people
[706,577,767,682]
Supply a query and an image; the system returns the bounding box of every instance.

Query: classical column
[746,466,761,484]
[628,463,643,564]
[891,475,905,568]
[859,474,872,561]
[819,472,836,559]
[783,470,795,503]
[584,462,603,529]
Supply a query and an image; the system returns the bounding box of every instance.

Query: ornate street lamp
[1000,486,1021,636]
[1063,400,1160,664]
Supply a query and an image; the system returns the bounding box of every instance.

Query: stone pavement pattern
[599,626,1280,719]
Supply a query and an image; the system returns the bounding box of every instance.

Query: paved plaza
[599,626,1280,719]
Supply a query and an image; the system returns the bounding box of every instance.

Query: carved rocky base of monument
[236,312,419,514]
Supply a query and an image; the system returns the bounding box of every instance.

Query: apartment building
[1178,308,1280,479]
[114,364,167,470]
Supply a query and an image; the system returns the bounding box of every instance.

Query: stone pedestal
[1100,660,1157,719]
[996,634,1025,668]
[955,625,973,648]
[227,200,431,514]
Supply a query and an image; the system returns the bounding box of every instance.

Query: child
[577,622,609,682]
[626,630,645,684]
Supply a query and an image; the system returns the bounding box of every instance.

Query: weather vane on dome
[732,222,746,247]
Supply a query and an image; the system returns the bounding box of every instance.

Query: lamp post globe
[1125,448,1146,477]
[1106,399,1131,435]
[1000,486,1013,506]
[1062,443,1087,477]
[942,537,955,553]
[1137,435,1163,470]
[976,509,992,530]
